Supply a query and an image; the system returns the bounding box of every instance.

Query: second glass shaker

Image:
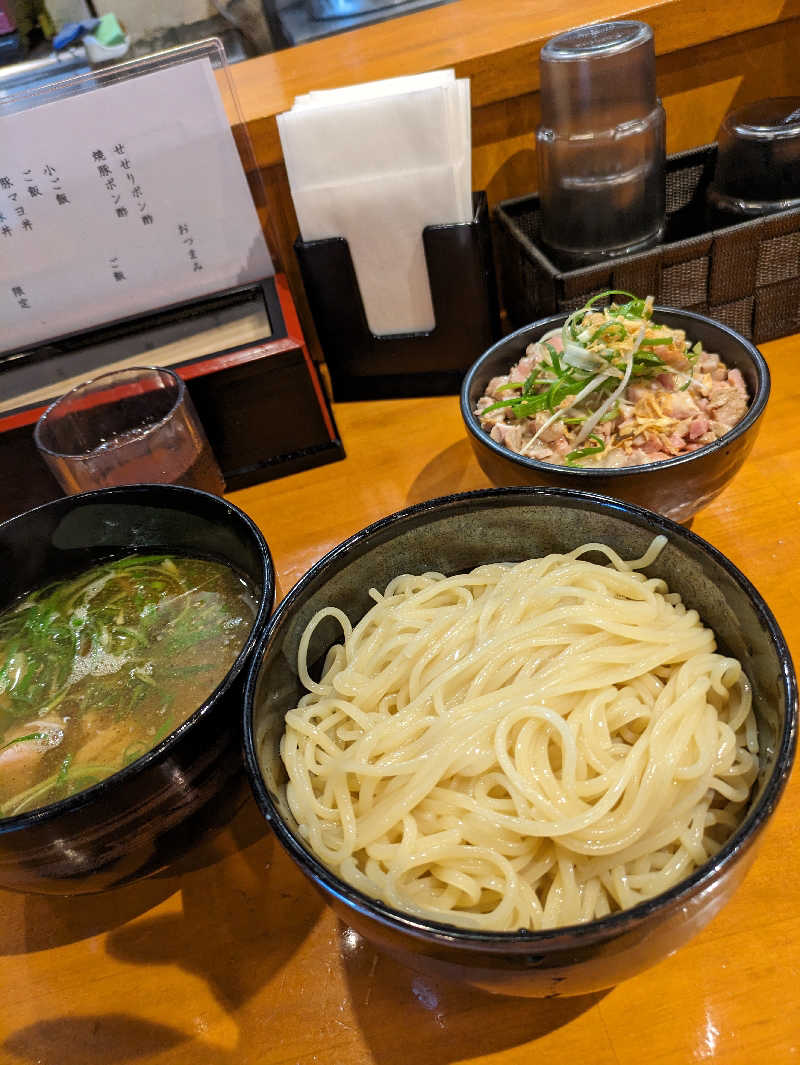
[536,21,666,267]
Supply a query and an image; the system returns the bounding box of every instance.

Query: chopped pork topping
[476,293,750,469]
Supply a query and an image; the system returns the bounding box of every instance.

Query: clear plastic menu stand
[0,40,343,520]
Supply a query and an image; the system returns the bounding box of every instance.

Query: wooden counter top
[229,0,800,170]
[1,331,798,1065]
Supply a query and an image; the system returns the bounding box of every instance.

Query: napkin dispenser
[295,192,499,400]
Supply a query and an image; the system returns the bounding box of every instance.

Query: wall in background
[45,0,91,26]
[41,0,274,54]
[93,0,216,37]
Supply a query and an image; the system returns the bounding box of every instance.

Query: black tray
[0,277,344,522]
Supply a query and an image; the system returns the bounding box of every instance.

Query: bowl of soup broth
[0,484,274,894]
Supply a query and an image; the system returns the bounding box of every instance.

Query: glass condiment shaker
[536,21,666,268]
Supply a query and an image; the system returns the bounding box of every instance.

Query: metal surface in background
[276,0,455,45]
[309,0,421,18]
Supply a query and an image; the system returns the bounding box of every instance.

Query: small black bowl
[243,487,796,997]
[0,484,274,895]
[461,309,770,523]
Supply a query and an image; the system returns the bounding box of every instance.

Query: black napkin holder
[294,191,499,400]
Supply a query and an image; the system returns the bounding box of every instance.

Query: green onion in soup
[0,554,257,817]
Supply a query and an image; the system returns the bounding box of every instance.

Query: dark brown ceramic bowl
[243,487,796,997]
[0,484,274,895]
[461,309,770,523]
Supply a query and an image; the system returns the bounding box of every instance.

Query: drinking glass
[707,97,800,220]
[536,20,666,267]
[34,366,225,496]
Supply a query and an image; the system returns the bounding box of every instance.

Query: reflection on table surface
[2,332,799,1065]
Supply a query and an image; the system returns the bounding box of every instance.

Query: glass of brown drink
[34,366,225,496]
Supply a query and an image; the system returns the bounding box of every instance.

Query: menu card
[0,59,273,355]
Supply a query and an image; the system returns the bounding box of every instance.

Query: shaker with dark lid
[536,20,665,267]
[707,97,800,219]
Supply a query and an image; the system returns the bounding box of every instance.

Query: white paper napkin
[278,70,472,336]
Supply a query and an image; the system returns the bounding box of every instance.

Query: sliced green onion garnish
[588,322,627,345]
[566,434,606,466]
[0,732,46,753]
[476,290,702,460]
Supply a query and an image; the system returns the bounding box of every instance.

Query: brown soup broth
[0,554,257,817]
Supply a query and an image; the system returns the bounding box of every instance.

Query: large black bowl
[0,484,274,895]
[461,309,770,523]
[243,487,796,997]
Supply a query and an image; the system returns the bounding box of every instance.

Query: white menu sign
[0,59,273,353]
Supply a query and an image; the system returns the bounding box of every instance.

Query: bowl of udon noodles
[244,487,795,996]
[460,295,770,524]
[0,484,274,894]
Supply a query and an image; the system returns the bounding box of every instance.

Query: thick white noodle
[277,542,759,932]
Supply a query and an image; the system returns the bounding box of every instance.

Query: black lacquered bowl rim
[460,307,771,480]
[243,486,797,952]
[0,483,275,834]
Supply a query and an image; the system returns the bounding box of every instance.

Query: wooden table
[1,333,798,1065]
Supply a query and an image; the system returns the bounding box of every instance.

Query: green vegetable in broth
[0,555,257,817]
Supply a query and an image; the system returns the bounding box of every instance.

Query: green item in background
[93,12,125,45]
[16,1,55,44]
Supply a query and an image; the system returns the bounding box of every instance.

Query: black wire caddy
[494,144,800,343]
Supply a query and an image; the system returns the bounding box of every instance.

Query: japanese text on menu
[2,146,205,304]
[0,58,272,351]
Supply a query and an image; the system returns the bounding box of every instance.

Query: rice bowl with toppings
[475,292,750,469]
